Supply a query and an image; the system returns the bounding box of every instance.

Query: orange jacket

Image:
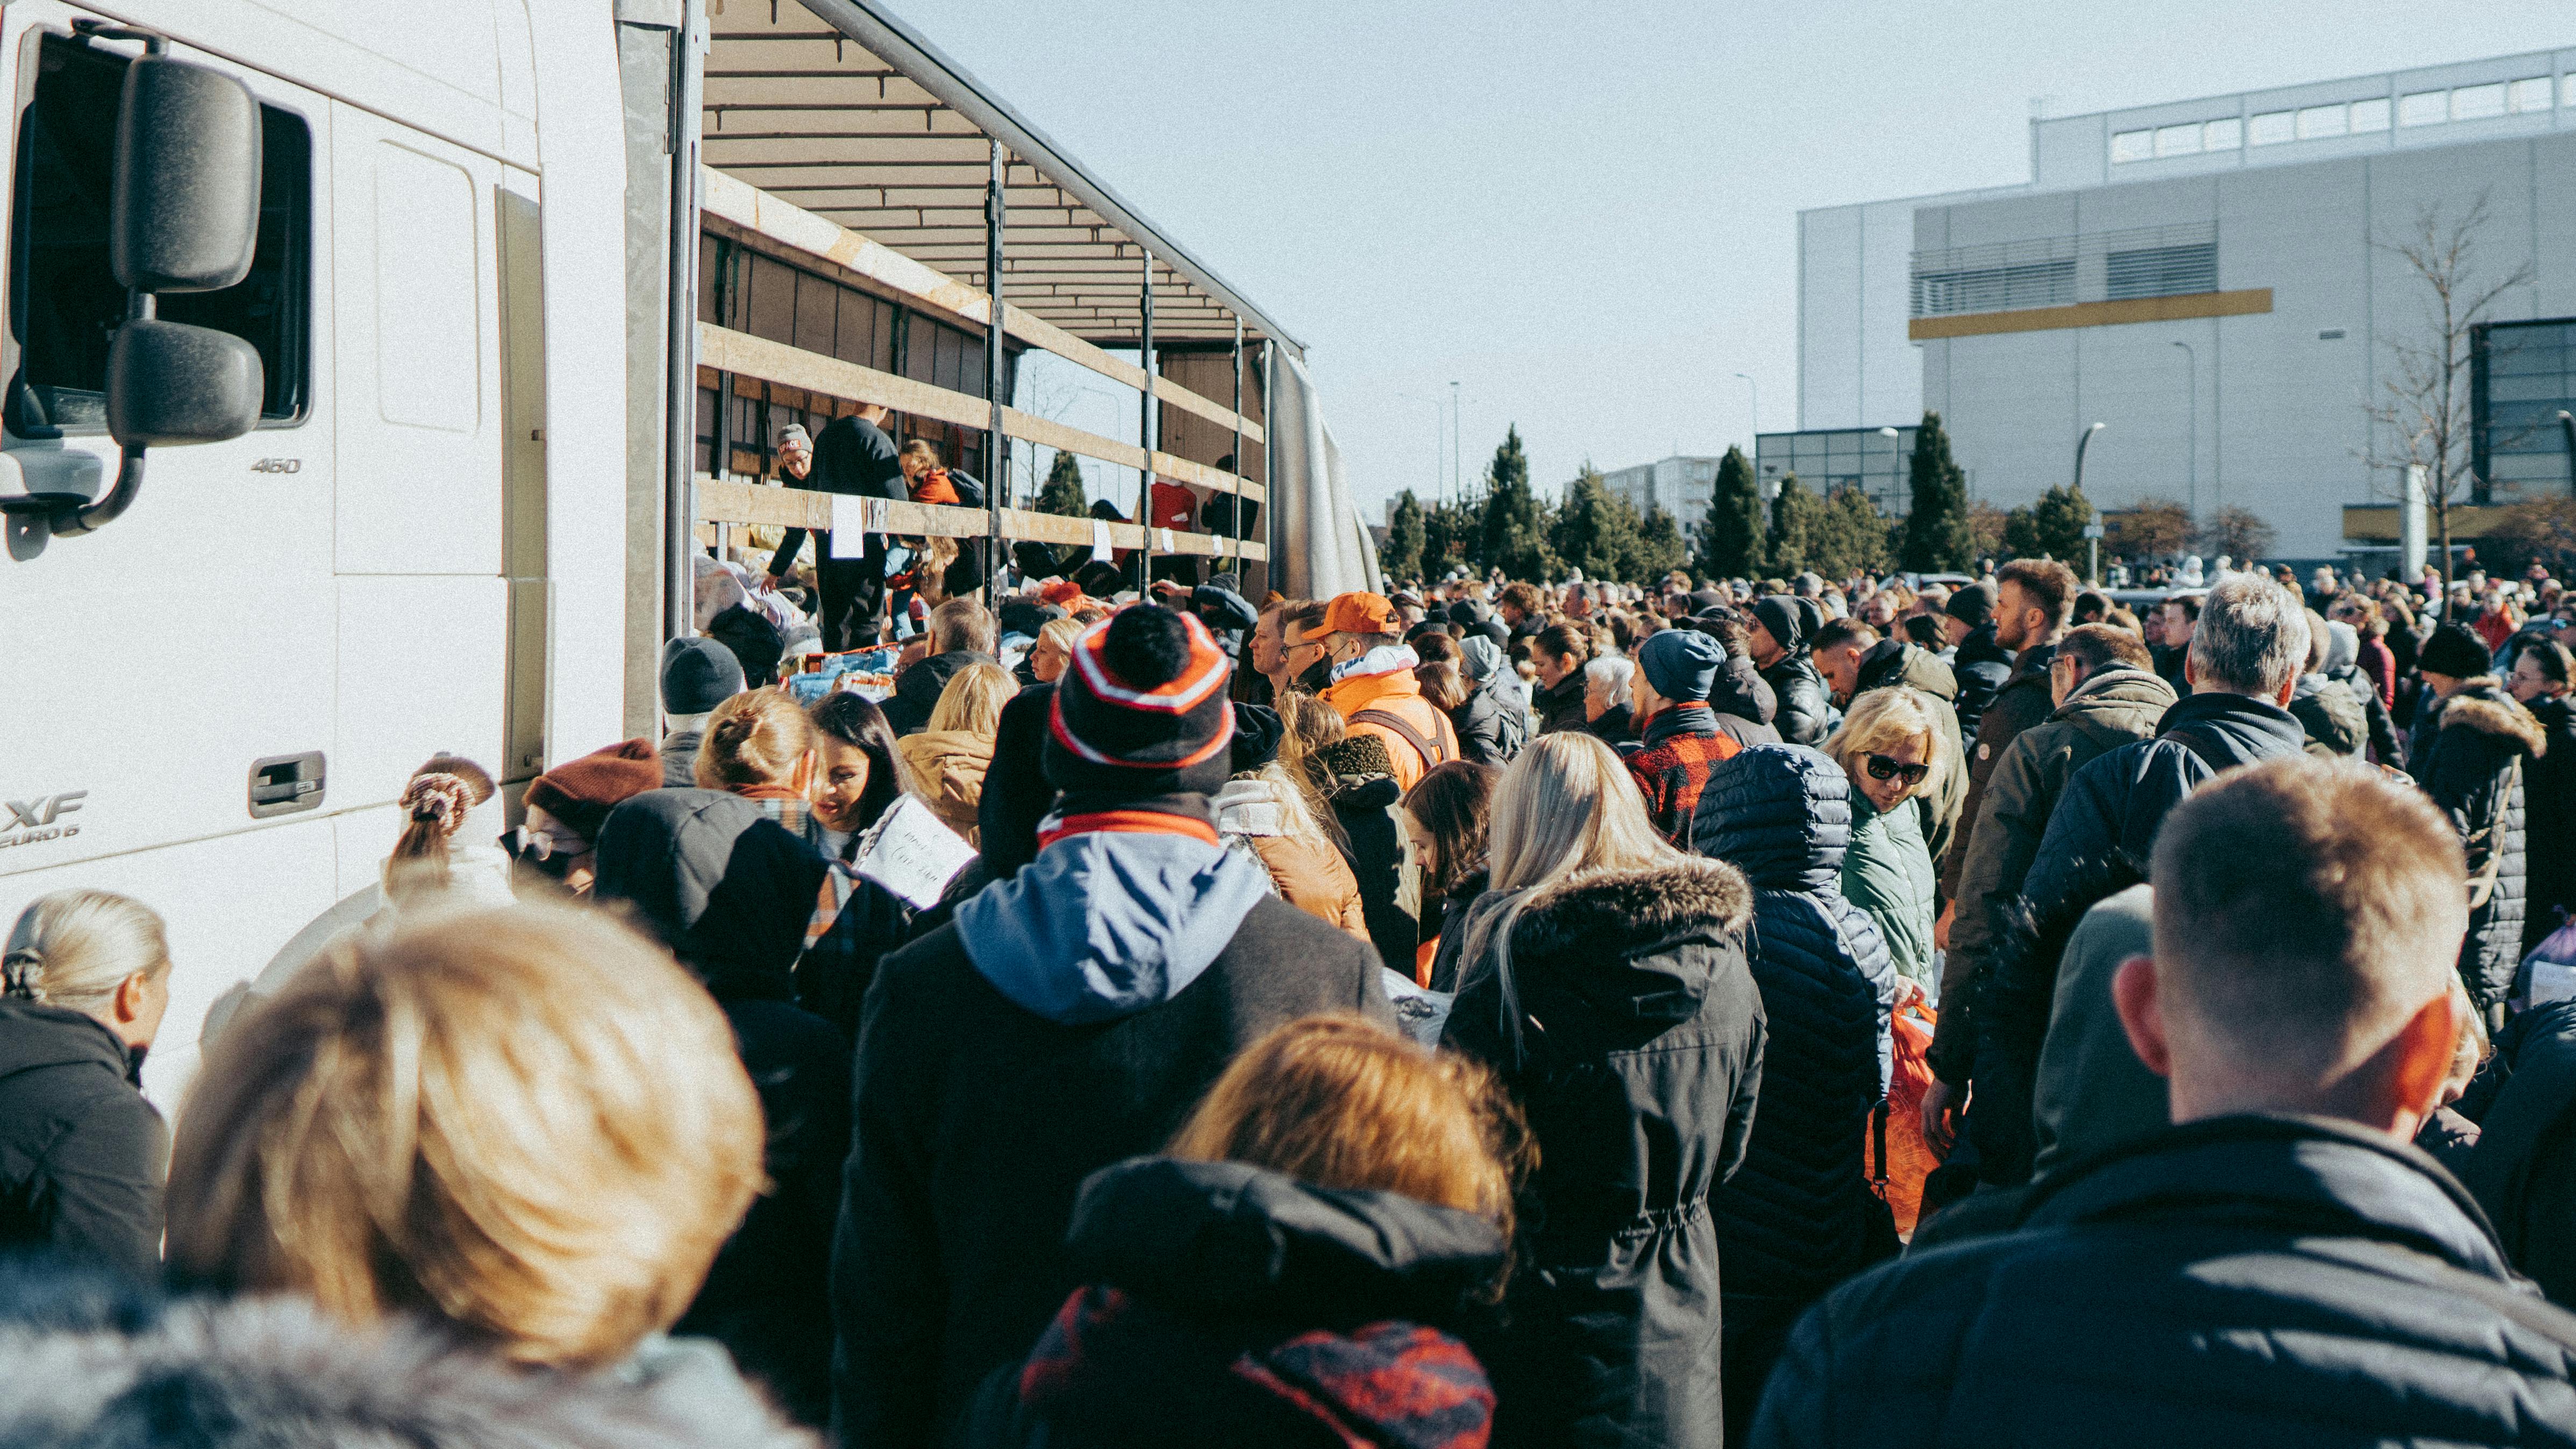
[1322,667,1459,792]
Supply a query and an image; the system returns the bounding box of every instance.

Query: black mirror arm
[53,284,154,538]
[46,444,142,538]
[69,19,167,56]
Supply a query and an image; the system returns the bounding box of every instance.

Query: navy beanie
[1639,628,1723,703]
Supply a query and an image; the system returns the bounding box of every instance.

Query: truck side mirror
[106,318,262,446]
[111,55,261,294]
[39,47,266,539]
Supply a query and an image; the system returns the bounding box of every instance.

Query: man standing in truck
[768,404,907,651]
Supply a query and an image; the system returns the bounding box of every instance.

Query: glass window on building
[2203,117,2242,150]
[2474,318,2576,504]
[2249,110,2294,145]
[2351,97,2392,132]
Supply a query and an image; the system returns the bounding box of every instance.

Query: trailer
[0,0,1371,1105]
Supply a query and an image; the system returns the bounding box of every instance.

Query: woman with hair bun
[0,889,175,1280]
[382,754,515,915]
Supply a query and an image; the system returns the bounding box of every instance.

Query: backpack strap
[1351,708,1451,769]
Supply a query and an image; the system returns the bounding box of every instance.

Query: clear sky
[881,0,2572,520]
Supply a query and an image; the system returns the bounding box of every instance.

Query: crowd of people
[7,522,2576,1447]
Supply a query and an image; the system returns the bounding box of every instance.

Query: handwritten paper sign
[831,494,868,557]
[1155,527,1175,553]
[852,793,976,909]
[1090,519,1115,563]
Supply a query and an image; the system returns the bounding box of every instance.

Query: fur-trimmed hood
[2441,679,2548,758]
[1511,858,1754,962]
[0,1292,815,1449]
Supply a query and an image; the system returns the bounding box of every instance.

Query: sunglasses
[1864,754,1931,787]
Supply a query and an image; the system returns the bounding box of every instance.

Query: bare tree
[2363,193,2535,585]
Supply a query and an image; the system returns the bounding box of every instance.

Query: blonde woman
[1822,686,1948,986]
[698,686,830,852]
[161,903,811,1429]
[1435,732,1761,1449]
[1026,615,1084,685]
[0,890,174,1279]
[898,662,1015,843]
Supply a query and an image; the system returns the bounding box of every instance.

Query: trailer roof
[702,0,1302,356]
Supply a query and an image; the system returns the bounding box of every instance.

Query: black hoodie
[0,998,165,1283]
[960,1158,1506,1449]
[592,789,848,1427]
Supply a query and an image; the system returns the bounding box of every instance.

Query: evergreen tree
[1424,498,1479,577]
[1479,425,1554,580]
[1767,474,1823,577]
[1900,411,1974,573]
[1384,490,1428,582]
[1551,465,1642,582]
[1696,445,1765,580]
[1036,449,1089,516]
[2001,483,2094,562]
[1813,484,1890,580]
[1632,506,1688,583]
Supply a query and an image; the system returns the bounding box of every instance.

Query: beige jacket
[896,729,992,845]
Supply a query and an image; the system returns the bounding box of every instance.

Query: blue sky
[883,0,2572,518]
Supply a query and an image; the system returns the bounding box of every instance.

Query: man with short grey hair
[1966,573,2310,1185]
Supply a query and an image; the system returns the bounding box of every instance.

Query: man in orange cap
[1317,591,1458,790]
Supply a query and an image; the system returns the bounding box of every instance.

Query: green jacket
[1929,665,2177,1083]
[1843,790,1938,986]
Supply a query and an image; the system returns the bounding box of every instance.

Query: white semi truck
[0,0,1364,1102]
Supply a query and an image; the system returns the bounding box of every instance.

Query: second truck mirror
[110,54,261,294]
[105,318,261,447]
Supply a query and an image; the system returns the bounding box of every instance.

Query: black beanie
[1945,582,1997,629]
[1751,595,1806,653]
[2420,622,2492,679]
[1044,606,1236,796]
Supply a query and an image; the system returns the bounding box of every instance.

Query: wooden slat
[699,322,1264,504]
[702,166,1263,444]
[695,477,1266,561]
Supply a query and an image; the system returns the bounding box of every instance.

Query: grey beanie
[1459,633,1505,683]
[660,636,745,717]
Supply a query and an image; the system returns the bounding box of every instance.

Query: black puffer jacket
[1308,734,1416,974]
[2413,679,2545,1015]
[2459,1001,2576,1304]
[0,1000,165,1283]
[1752,1115,2576,1449]
[1950,623,2014,743]
[1444,858,1764,1449]
[1691,746,1897,1445]
[593,790,847,1427]
[1761,654,1831,747]
[1972,689,2305,1184]
[959,1158,1507,1449]
[1714,654,1786,751]
[883,648,994,737]
[2527,695,2576,957]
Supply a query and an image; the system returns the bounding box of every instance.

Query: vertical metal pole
[1263,338,1278,596]
[1230,319,1245,567]
[1450,380,1460,504]
[986,139,1008,566]
[662,0,705,640]
[1138,248,1155,588]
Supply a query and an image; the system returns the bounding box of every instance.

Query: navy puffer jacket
[1692,746,1898,1443]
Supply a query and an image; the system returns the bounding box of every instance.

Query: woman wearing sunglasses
[1823,687,1949,989]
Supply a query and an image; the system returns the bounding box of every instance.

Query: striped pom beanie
[1044,605,1236,797]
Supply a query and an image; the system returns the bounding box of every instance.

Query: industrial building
[1797,48,2576,559]
[1585,455,1722,540]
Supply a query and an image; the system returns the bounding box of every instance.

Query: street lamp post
[1735,372,1758,442]
[1451,381,1462,503]
[2172,341,2197,520]
[1876,426,1900,516]
[2075,422,2107,584]
[2560,410,2575,498]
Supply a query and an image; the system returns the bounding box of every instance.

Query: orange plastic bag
[1873,990,1942,1237]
